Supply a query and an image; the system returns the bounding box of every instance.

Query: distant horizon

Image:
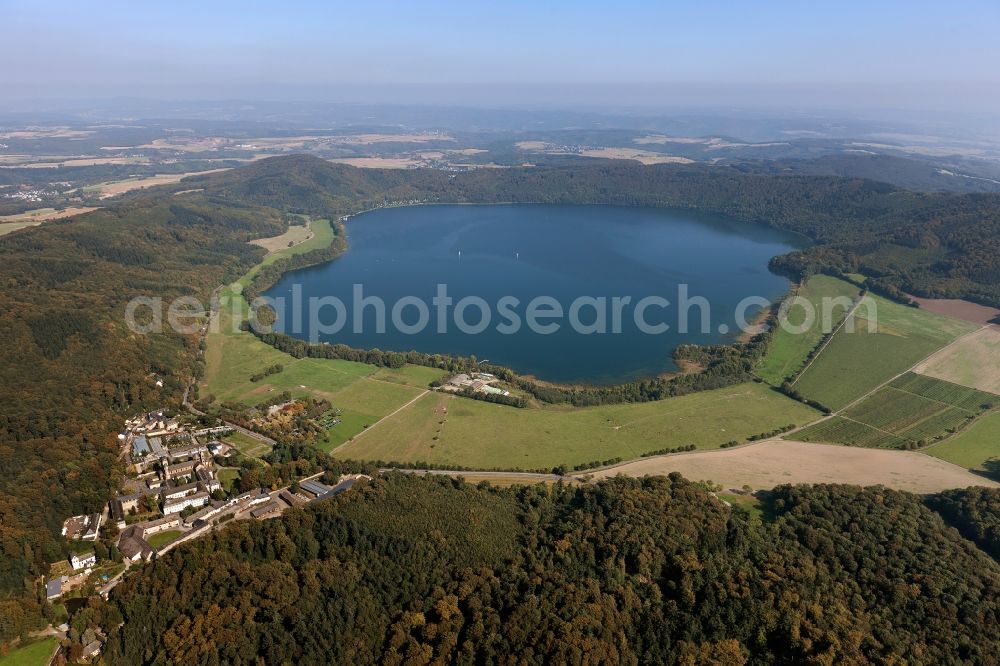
[5,1,1000,114]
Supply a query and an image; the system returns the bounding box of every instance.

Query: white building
[70,552,97,570]
[163,491,210,515]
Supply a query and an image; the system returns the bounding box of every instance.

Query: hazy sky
[4,0,1000,111]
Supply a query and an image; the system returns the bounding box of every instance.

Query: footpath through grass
[756,275,861,385]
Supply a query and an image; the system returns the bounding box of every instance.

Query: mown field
[0,637,57,666]
[928,410,1000,473]
[790,293,978,410]
[915,325,1000,395]
[792,373,997,448]
[334,382,819,470]
[146,530,183,549]
[756,275,861,385]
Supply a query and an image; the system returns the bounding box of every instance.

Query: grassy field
[201,217,446,455]
[756,275,861,385]
[217,467,240,492]
[146,530,183,549]
[927,411,1000,472]
[0,637,57,666]
[793,373,996,448]
[717,493,764,519]
[915,325,1000,395]
[334,382,819,470]
[790,293,978,410]
[222,431,271,458]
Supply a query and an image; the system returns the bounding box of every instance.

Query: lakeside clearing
[756,275,861,385]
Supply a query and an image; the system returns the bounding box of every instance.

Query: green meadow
[756,275,861,386]
[334,382,819,470]
[928,410,1000,472]
[0,637,57,666]
[790,292,977,410]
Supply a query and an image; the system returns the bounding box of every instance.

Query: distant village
[46,407,367,660]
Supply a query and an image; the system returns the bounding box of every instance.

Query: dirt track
[591,439,997,493]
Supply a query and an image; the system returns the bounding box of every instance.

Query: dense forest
[0,188,315,639]
[4,154,1000,642]
[94,475,1000,664]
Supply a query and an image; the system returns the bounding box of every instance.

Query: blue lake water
[263,204,807,384]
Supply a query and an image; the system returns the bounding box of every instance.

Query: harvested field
[328,157,422,169]
[910,297,1000,325]
[577,148,694,164]
[915,325,1000,395]
[95,169,229,198]
[0,207,98,234]
[249,221,314,254]
[592,439,998,492]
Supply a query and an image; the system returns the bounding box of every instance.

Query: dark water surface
[264,204,806,384]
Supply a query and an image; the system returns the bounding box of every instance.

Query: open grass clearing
[756,275,861,385]
[217,467,240,492]
[223,431,271,458]
[333,382,819,470]
[0,637,57,666]
[717,493,764,519]
[146,530,183,549]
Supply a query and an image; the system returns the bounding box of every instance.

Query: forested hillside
[0,195,299,638]
[100,475,1000,664]
[181,155,1000,305]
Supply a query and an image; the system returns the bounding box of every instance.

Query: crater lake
[262,204,808,384]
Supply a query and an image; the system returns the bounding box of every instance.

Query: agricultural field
[756,275,861,385]
[790,292,978,410]
[333,382,819,470]
[914,325,1000,395]
[592,439,997,493]
[927,411,1000,473]
[792,373,997,448]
